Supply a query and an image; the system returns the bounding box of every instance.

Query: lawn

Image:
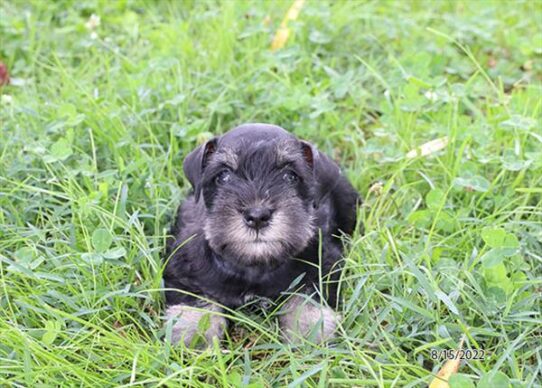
[1,0,541,386]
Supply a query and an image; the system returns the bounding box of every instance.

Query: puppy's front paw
[279,295,340,344]
[165,303,226,347]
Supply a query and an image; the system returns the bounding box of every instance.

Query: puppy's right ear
[183,138,218,201]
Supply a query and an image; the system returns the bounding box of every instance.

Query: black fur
[163,124,360,309]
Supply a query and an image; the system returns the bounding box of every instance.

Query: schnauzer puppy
[163,123,359,346]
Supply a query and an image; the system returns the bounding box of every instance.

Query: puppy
[163,123,359,346]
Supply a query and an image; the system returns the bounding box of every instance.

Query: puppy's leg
[279,295,340,343]
[165,303,226,347]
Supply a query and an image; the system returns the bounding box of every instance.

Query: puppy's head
[183,125,336,266]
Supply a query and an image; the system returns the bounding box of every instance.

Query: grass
[1,0,541,386]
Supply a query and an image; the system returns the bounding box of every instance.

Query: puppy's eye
[282,171,298,183]
[215,170,231,185]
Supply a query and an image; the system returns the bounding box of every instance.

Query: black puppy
[164,124,359,346]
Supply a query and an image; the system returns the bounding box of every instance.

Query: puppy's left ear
[183,138,218,201]
[300,140,342,207]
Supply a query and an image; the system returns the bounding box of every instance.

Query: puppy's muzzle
[243,207,274,230]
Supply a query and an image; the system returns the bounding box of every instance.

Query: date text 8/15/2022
[430,349,486,361]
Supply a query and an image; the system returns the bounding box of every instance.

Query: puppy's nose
[243,207,272,230]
